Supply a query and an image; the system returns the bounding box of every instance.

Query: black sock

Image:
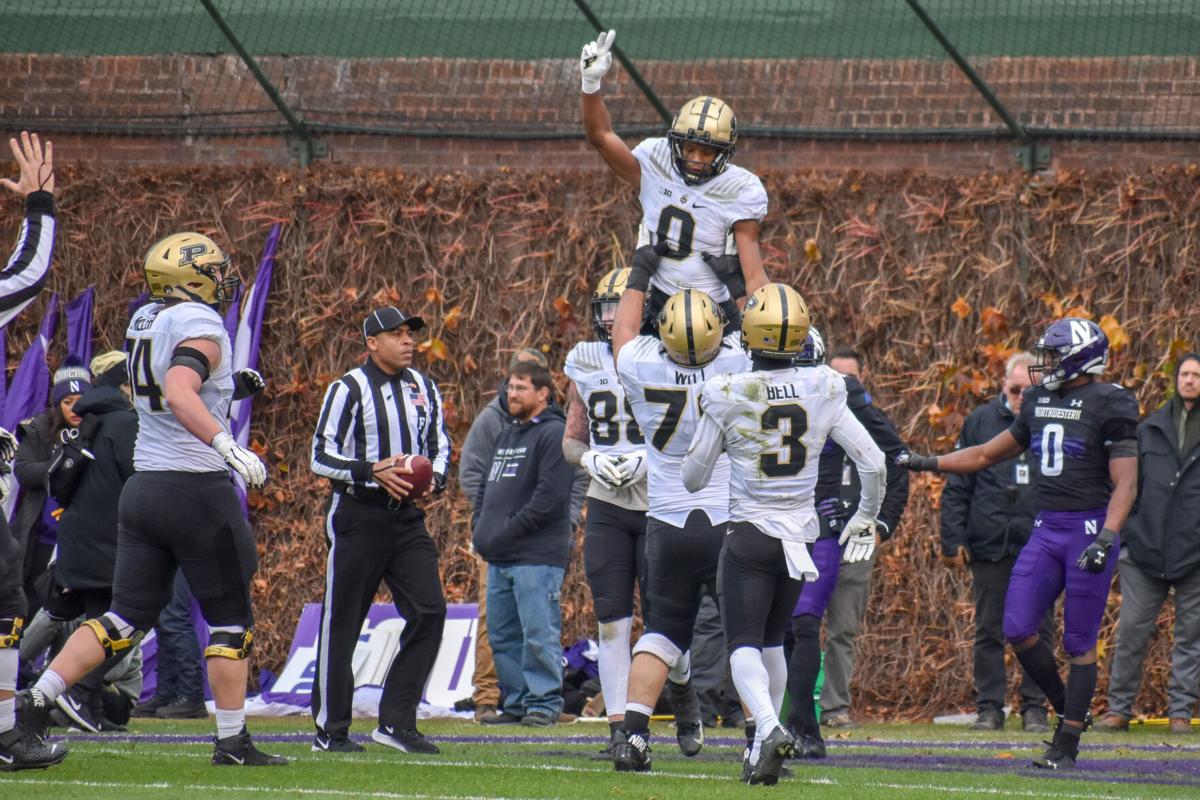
[788,615,822,737]
[1015,641,1065,716]
[622,709,650,737]
[609,719,622,740]
[1064,662,1098,726]
[745,721,756,749]
[1054,719,1082,757]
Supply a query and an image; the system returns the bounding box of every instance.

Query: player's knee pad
[82,612,143,658]
[667,648,691,684]
[632,632,683,670]
[0,616,23,649]
[204,626,253,660]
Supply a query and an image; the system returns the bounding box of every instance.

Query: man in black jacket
[42,351,138,732]
[472,361,574,727]
[1096,353,1200,735]
[940,352,1054,732]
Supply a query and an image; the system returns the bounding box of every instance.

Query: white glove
[613,449,648,486]
[579,29,615,94]
[581,449,624,489]
[211,431,267,488]
[0,426,16,463]
[838,512,877,564]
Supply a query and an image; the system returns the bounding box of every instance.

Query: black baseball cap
[363,306,426,339]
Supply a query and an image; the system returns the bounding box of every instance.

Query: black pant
[971,556,1055,714]
[312,493,446,738]
[0,514,26,622]
[644,510,725,652]
[718,522,805,653]
[582,498,647,623]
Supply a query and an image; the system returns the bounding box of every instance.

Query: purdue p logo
[178,243,209,265]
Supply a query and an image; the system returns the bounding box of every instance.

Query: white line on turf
[57,747,1176,800]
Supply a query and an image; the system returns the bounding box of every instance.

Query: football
[397,454,434,496]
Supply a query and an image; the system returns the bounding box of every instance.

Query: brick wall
[2,54,1197,173]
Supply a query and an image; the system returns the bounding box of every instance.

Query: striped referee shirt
[1,191,55,329]
[310,357,450,487]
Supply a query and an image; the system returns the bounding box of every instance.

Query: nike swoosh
[0,753,13,764]
[64,696,82,711]
[693,203,708,209]
[225,753,245,765]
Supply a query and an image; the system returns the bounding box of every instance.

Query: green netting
[2,0,1198,139]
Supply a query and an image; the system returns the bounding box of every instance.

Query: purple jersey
[1007,380,1138,511]
[791,537,841,619]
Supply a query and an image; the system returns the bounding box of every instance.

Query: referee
[310,306,450,755]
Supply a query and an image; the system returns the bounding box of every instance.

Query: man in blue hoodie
[472,361,575,727]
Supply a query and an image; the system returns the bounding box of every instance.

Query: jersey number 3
[759,403,808,478]
[125,337,164,412]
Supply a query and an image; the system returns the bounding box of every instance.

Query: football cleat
[15,687,53,739]
[1032,739,1077,770]
[371,725,439,754]
[0,727,68,771]
[592,727,627,761]
[54,688,100,733]
[667,679,704,757]
[796,733,827,759]
[744,726,795,786]
[312,734,365,753]
[612,731,651,772]
[212,728,288,766]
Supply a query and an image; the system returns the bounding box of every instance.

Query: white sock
[597,617,633,717]
[34,669,67,703]
[626,702,655,718]
[763,646,787,715]
[0,698,14,734]
[215,706,244,740]
[730,647,778,744]
[667,649,691,684]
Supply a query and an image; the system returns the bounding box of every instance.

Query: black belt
[335,484,412,511]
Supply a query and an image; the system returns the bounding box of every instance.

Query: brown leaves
[442,306,464,331]
[1098,314,1129,351]
[980,307,1008,337]
[950,296,971,320]
[803,237,822,262]
[419,337,448,361]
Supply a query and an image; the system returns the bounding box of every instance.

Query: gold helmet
[656,289,725,367]
[591,267,629,343]
[742,283,811,361]
[143,232,239,305]
[668,95,737,185]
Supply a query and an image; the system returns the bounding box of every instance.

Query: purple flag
[65,286,95,368]
[223,288,242,349]
[2,293,58,432]
[0,327,7,414]
[230,224,280,445]
[127,290,149,321]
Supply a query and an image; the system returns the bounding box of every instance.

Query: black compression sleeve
[170,345,211,382]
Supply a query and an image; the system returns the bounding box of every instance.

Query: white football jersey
[126,301,234,473]
[696,365,881,543]
[564,340,648,511]
[632,137,768,303]
[616,332,749,526]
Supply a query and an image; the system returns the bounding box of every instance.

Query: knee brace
[82,612,143,658]
[0,616,22,649]
[667,648,691,684]
[632,632,683,670]
[205,626,253,660]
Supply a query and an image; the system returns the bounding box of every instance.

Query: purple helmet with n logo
[796,325,825,367]
[1029,317,1108,391]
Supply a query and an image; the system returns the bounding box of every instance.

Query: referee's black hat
[363,306,426,339]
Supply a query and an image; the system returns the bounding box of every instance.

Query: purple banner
[65,286,95,367]
[2,293,58,431]
[230,224,280,446]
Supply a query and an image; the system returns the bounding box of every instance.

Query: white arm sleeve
[829,405,886,519]
[681,412,724,493]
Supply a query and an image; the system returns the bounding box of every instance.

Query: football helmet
[668,95,737,186]
[143,232,238,305]
[795,325,825,367]
[741,284,811,361]
[656,289,725,367]
[591,267,629,343]
[1028,317,1108,391]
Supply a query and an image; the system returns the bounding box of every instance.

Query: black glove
[896,451,939,472]
[626,240,670,293]
[1077,528,1118,574]
[233,368,266,400]
[432,472,447,496]
[701,251,746,300]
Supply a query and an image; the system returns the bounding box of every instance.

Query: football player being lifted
[681,285,885,784]
[900,318,1138,770]
[19,233,284,767]
[580,30,768,329]
[562,267,654,758]
[607,253,749,773]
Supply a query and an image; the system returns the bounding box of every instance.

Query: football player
[786,328,909,758]
[681,285,885,784]
[607,267,749,773]
[562,266,653,757]
[579,30,769,327]
[18,233,286,767]
[0,131,65,771]
[900,318,1138,770]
